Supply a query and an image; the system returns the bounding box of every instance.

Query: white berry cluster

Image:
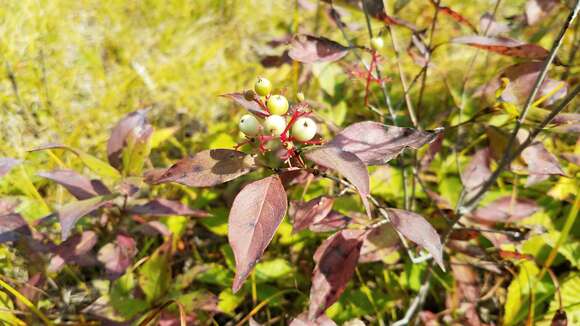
[238,78,317,143]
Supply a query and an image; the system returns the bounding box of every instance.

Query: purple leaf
[0,158,21,178]
[260,50,292,68]
[152,149,256,187]
[290,312,337,326]
[521,142,564,186]
[308,229,364,320]
[497,62,568,106]
[452,36,551,61]
[107,109,149,169]
[562,153,580,166]
[359,223,400,263]
[480,12,510,36]
[526,0,561,26]
[0,213,31,243]
[461,148,492,191]
[98,233,137,279]
[220,93,268,117]
[327,121,439,165]
[469,196,540,223]
[305,146,371,217]
[309,211,352,233]
[129,199,210,218]
[289,196,334,233]
[48,231,98,272]
[288,34,349,64]
[38,169,110,200]
[386,209,444,269]
[0,198,19,216]
[134,221,172,237]
[58,195,112,240]
[228,175,287,293]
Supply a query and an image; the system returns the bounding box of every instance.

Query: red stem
[364,51,377,107]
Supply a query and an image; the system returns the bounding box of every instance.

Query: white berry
[291,117,317,142]
[239,114,261,136]
[266,95,289,115]
[264,115,287,136]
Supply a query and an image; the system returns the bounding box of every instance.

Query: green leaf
[77,150,122,179]
[254,258,293,282]
[122,125,153,177]
[151,126,179,149]
[195,263,232,287]
[138,242,172,304]
[110,272,148,318]
[0,291,25,326]
[217,288,244,315]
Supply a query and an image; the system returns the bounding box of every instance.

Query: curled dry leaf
[38,169,110,200]
[58,195,113,240]
[288,34,349,64]
[220,93,268,117]
[328,121,440,165]
[309,229,364,320]
[152,149,256,187]
[107,109,149,170]
[359,223,400,263]
[228,175,287,293]
[0,158,21,178]
[128,198,210,218]
[451,257,480,303]
[290,196,335,233]
[521,142,564,186]
[386,208,445,269]
[0,213,31,243]
[98,233,137,279]
[452,36,551,61]
[461,148,492,192]
[526,0,561,26]
[48,231,98,273]
[305,146,371,217]
[469,196,540,223]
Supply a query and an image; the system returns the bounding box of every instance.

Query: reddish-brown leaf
[0,213,31,243]
[451,257,480,303]
[58,195,113,239]
[288,34,349,64]
[129,199,210,218]
[359,223,400,263]
[361,0,421,32]
[38,169,110,200]
[452,36,550,60]
[153,149,256,187]
[220,93,269,117]
[260,50,292,68]
[420,132,444,169]
[469,196,540,223]
[461,148,492,191]
[431,0,478,33]
[309,229,364,320]
[526,0,561,26]
[305,146,371,217]
[48,231,98,273]
[98,233,137,279]
[228,175,287,293]
[107,109,149,169]
[562,153,580,166]
[0,158,21,178]
[386,209,444,269]
[290,196,335,233]
[521,142,564,186]
[328,121,439,165]
[309,211,352,233]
